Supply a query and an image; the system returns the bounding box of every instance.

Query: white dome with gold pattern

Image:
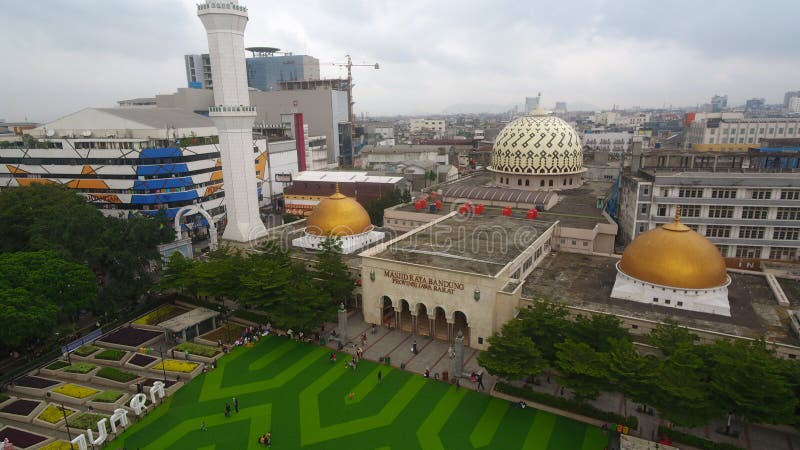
[490,108,584,175]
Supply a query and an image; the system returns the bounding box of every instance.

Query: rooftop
[522,252,798,345]
[158,307,219,333]
[292,171,404,184]
[371,212,556,276]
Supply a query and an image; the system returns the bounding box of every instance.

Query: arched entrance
[381,296,394,327]
[453,311,470,347]
[399,300,413,333]
[174,205,217,251]
[433,307,448,340]
[417,304,430,337]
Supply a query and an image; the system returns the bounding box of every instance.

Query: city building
[359,144,457,170]
[711,94,728,112]
[282,171,407,217]
[409,119,446,134]
[784,90,800,108]
[184,47,320,92]
[581,131,635,154]
[617,170,800,262]
[684,116,800,151]
[554,102,567,114]
[790,97,800,114]
[745,98,766,112]
[525,94,541,113]
[489,108,586,191]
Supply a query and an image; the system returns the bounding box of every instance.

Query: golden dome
[619,217,728,289]
[305,186,372,237]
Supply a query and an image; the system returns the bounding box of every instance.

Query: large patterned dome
[490,109,584,175]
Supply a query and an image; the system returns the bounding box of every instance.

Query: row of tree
[0,185,174,352]
[478,301,800,428]
[159,238,354,333]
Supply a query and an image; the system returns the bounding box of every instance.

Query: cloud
[1,0,798,121]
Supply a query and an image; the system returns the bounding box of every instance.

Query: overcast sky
[2,0,799,122]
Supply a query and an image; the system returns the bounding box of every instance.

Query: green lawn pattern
[113,336,608,449]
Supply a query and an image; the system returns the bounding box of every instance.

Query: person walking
[377,370,382,383]
[225,403,231,417]
[412,340,418,355]
[233,397,239,413]
[477,372,485,391]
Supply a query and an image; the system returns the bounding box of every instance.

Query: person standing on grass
[233,397,239,413]
[225,403,231,417]
[378,370,382,383]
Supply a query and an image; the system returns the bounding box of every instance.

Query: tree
[276,269,336,332]
[648,319,698,356]
[313,238,353,307]
[568,313,630,353]
[516,301,570,364]
[0,288,58,350]
[554,339,611,403]
[158,252,201,298]
[366,189,406,226]
[651,346,718,427]
[426,170,437,185]
[478,318,546,381]
[709,339,798,425]
[193,247,245,300]
[238,244,294,308]
[605,338,659,413]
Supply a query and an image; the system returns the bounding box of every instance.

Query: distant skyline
[2,0,799,122]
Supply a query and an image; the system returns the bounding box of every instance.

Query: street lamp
[157,349,168,385]
[61,403,74,450]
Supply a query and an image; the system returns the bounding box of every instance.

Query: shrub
[46,360,70,370]
[175,342,220,358]
[73,345,99,357]
[94,349,126,361]
[134,305,176,325]
[232,309,268,324]
[96,367,138,383]
[67,413,109,432]
[37,405,75,424]
[93,390,124,403]
[0,393,9,403]
[658,426,746,450]
[153,360,199,373]
[494,382,639,429]
[63,363,96,374]
[40,441,74,450]
[52,384,99,399]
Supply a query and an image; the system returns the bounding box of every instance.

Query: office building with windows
[684,117,800,151]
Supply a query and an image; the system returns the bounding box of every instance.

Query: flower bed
[14,376,59,389]
[0,393,9,403]
[41,441,74,450]
[1,399,40,416]
[96,367,138,383]
[127,353,156,368]
[94,349,126,361]
[73,345,100,357]
[153,359,199,373]
[66,412,109,432]
[46,360,70,370]
[142,378,179,388]
[52,384,99,399]
[63,363,96,374]
[100,327,161,347]
[174,342,220,358]
[0,426,48,448]
[201,323,245,344]
[37,405,76,424]
[134,304,188,325]
[93,390,124,403]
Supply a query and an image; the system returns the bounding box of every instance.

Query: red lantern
[526,209,538,219]
[502,207,512,216]
[430,192,436,198]
[420,199,427,208]
[414,201,422,210]
[435,200,442,209]
[458,205,468,214]
[474,204,485,215]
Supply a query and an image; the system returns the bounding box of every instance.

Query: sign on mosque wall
[383,270,465,295]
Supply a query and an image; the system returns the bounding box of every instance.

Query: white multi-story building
[684,117,800,151]
[619,171,800,262]
[359,144,453,171]
[789,97,800,114]
[581,131,635,154]
[410,119,446,134]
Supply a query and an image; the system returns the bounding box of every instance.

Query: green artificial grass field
[113,335,608,449]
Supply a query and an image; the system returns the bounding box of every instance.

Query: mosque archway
[453,311,470,347]
[399,300,412,333]
[433,306,448,340]
[417,304,430,337]
[381,296,394,327]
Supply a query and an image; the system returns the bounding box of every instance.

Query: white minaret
[198,0,266,242]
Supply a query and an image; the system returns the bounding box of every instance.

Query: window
[769,128,774,134]
[665,299,671,305]
[706,225,732,238]
[525,179,530,186]
[741,206,768,219]
[751,189,772,200]
[583,241,588,246]
[781,190,800,200]
[678,188,703,198]
[677,301,684,307]
[712,189,737,199]
[548,180,553,187]
[652,298,658,303]
[680,205,701,217]
[735,246,761,258]
[631,324,639,329]
[740,129,746,134]
[540,180,545,187]
[709,206,734,218]
[571,240,576,245]
[518,179,522,186]
[638,224,645,233]
[750,128,756,134]
[710,138,715,144]
[739,226,765,239]
[773,227,800,240]
[723,128,729,134]
[769,247,797,260]
[660,188,669,197]
[716,245,729,256]
[563,179,567,186]
[657,205,667,216]
[748,137,754,143]
[738,138,745,144]
[776,208,800,220]
[640,206,647,214]
[789,128,796,134]
[731,128,736,134]
[779,128,784,134]
[643,187,649,195]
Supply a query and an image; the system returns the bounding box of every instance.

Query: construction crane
[331,55,380,165]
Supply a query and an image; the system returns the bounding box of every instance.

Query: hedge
[63,363,96,374]
[73,345,99,357]
[93,390,124,403]
[53,384,99,399]
[38,405,75,424]
[40,441,74,450]
[94,349,126,361]
[96,367,138,383]
[658,426,746,450]
[0,392,9,403]
[153,360,199,373]
[232,309,269,324]
[175,342,220,358]
[134,305,178,325]
[67,413,109,432]
[46,360,70,370]
[494,382,639,429]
